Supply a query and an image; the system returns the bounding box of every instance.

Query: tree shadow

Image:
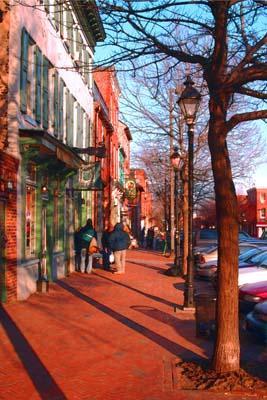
[131,305,211,359]
[132,249,166,258]
[127,260,166,272]
[0,307,67,399]
[93,272,177,308]
[56,280,203,362]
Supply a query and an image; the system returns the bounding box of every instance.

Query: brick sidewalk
[0,249,266,400]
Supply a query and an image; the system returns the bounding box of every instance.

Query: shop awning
[19,129,84,170]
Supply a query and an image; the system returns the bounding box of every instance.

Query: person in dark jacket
[75,219,97,273]
[108,223,131,274]
[101,224,113,270]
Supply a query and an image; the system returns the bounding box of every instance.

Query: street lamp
[177,76,201,310]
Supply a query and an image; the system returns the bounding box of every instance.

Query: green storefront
[18,129,84,299]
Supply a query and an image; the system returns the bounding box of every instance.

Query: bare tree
[97,0,267,373]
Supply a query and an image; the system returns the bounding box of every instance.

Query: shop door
[41,206,47,278]
[0,200,6,302]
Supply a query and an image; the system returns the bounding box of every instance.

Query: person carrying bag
[77,219,97,273]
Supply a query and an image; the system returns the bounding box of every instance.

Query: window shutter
[20,28,29,113]
[85,115,91,146]
[67,10,74,56]
[69,95,74,146]
[65,88,70,143]
[84,51,89,84]
[42,56,49,129]
[77,105,83,148]
[54,70,59,135]
[58,78,64,140]
[66,92,75,146]
[54,2,60,31]
[35,47,42,123]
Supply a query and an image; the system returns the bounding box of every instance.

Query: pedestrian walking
[146,226,154,249]
[101,224,113,270]
[108,223,131,274]
[76,219,97,273]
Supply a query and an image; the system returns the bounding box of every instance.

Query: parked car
[245,301,267,344]
[238,260,267,286]
[194,229,266,249]
[195,243,264,280]
[239,280,267,312]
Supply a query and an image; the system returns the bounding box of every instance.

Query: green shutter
[42,56,49,129]
[54,2,60,30]
[20,28,29,113]
[68,96,74,146]
[58,78,64,140]
[77,105,83,148]
[84,51,89,84]
[54,70,59,135]
[67,10,74,55]
[35,47,42,123]
[66,90,72,145]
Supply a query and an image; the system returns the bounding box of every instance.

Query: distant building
[241,188,267,238]
[94,68,132,228]
[129,169,152,241]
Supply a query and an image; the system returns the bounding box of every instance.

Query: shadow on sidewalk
[127,260,166,272]
[132,249,167,258]
[0,307,67,400]
[93,272,178,308]
[131,305,210,356]
[57,281,203,361]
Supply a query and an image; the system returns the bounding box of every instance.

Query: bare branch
[226,109,267,132]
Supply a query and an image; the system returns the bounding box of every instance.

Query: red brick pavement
[0,249,266,400]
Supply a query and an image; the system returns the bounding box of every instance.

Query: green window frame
[42,56,49,129]
[35,47,42,123]
[53,70,59,135]
[58,78,64,140]
[20,28,29,113]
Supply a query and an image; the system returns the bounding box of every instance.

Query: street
[0,249,266,400]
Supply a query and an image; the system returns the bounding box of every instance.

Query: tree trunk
[208,98,240,373]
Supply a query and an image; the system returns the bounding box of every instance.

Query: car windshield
[250,250,267,264]
[204,246,218,254]
[239,248,261,262]
[239,232,251,240]
[199,230,218,239]
[259,255,267,268]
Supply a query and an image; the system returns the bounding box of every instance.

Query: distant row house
[0,0,152,303]
[238,187,267,238]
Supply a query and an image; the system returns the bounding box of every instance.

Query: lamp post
[165,147,183,276]
[177,76,201,310]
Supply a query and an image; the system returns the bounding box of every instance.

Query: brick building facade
[94,68,132,229]
[0,0,105,302]
[239,188,267,238]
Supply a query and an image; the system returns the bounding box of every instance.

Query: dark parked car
[245,301,267,344]
[195,244,266,280]
[239,280,267,312]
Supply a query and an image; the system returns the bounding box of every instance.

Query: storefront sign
[125,178,137,200]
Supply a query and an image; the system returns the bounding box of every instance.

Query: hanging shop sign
[77,162,104,191]
[125,178,137,200]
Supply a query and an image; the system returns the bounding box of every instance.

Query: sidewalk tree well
[97,1,267,372]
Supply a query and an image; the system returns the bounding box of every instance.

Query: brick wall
[0,0,10,151]
[0,153,18,302]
